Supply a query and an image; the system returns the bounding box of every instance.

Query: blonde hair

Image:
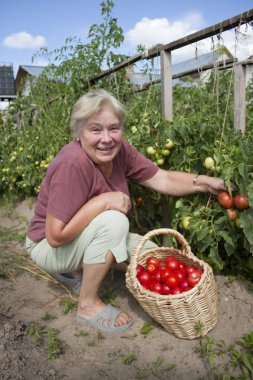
[70,89,127,137]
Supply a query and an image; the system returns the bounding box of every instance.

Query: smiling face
[78,108,124,168]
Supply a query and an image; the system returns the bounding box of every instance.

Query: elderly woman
[26,89,226,333]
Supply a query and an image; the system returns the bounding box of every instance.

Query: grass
[195,331,253,379]
[26,322,65,359]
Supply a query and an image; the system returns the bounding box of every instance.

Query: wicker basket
[126,228,218,339]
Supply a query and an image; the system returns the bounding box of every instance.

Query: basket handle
[133,228,194,260]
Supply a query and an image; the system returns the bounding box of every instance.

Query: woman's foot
[77,299,132,328]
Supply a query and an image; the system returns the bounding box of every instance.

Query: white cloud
[125,13,203,49]
[3,31,47,49]
[125,13,253,62]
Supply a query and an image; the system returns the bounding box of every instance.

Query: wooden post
[234,63,246,132]
[160,50,173,246]
[160,49,173,121]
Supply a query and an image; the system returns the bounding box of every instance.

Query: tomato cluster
[217,191,249,222]
[137,255,203,295]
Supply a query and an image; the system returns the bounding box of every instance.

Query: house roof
[18,65,46,77]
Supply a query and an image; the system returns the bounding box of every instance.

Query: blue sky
[1,0,253,75]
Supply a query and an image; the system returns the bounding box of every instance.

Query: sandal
[76,304,133,333]
[53,273,82,295]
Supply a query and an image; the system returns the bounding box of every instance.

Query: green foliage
[196,331,253,379]
[0,0,253,278]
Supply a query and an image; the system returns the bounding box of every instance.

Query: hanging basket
[126,228,218,339]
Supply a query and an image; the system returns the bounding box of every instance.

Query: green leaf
[240,209,253,245]
[217,231,234,247]
[155,355,164,367]
[140,322,153,335]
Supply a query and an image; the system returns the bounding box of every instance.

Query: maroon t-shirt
[27,139,159,242]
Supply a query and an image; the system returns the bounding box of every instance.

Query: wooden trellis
[84,9,253,132]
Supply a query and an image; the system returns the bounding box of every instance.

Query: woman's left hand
[204,176,227,195]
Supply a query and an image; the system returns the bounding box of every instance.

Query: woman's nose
[101,129,112,142]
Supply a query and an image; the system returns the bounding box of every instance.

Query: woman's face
[78,108,123,166]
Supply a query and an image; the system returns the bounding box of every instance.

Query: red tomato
[170,286,182,295]
[161,283,171,295]
[160,267,172,283]
[233,194,249,210]
[154,271,162,283]
[180,278,189,290]
[138,271,152,285]
[218,191,234,209]
[178,261,187,271]
[158,261,167,270]
[188,269,202,287]
[185,265,196,275]
[227,208,239,221]
[136,264,145,276]
[165,256,175,264]
[146,256,160,267]
[146,263,158,275]
[166,273,180,288]
[152,282,162,294]
[174,268,186,282]
[166,258,180,272]
[136,197,143,206]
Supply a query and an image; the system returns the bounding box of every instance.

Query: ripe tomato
[233,194,249,210]
[152,282,162,294]
[174,268,186,282]
[218,191,234,209]
[154,271,162,283]
[166,273,180,288]
[161,283,171,295]
[138,271,151,285]
[185,265,196,275]
[227,208,239,221]
[146,263,158,275]
[160,267,172,283]
[180,278,189,290]
[136,264,145,276]
[166,258,180,272]
[170,286,182,295]
[146,256,160,267]
[165,255,175,263]
[177,261,187,271]
[188,269,202,287]
[136,197,143,206]
[158,261,167,270]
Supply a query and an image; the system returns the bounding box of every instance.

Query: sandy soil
[0,198,252,380]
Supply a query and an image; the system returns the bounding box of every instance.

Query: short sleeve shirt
[27,139,159,242]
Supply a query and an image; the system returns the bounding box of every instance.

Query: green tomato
[161,149,170,156]
[235,218,242,229]
[165,139,174,149]
[204,157,215,169]
[156,158,164,166]
[182,217,191,230]
[147,146,156,155]
[131,126,138,134]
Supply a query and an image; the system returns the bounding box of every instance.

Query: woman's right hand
[99,191,131,215]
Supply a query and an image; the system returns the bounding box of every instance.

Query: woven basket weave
[126,228,218,339]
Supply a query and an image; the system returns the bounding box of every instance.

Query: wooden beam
[234,63,246,132]
[160,50,173,121]
[162,9,253,52]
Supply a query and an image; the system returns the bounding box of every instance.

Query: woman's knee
[95,210,129,238]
